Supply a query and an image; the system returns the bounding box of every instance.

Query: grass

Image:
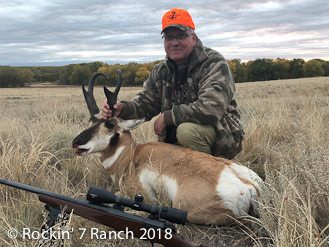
[0,76,329,246]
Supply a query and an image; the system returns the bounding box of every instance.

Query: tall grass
[235,77,329,246]
[0,77,328,246]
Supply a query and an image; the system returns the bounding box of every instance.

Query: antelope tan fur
[72,71,262,225]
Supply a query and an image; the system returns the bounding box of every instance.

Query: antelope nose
[72,138,81,148]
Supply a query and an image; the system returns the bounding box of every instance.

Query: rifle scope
[87,186,187,225]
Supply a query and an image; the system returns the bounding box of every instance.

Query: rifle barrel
[0,178,214,247]
[0,178,165,228]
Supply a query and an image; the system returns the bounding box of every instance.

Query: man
[102,8,244,159]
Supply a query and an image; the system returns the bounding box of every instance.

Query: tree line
[228,58,328,83]
[0,58,328,88]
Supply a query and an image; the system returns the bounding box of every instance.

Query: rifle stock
[0,178,215,247]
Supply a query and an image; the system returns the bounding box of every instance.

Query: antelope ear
[120,118,145,131]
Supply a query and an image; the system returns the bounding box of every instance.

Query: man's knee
[176,123,195,143]
[176,123,216,154]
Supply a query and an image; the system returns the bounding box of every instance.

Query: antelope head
[72,70,144,156]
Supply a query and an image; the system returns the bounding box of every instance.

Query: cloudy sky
[1,0,328,66]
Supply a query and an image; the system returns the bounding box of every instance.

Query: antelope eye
[105,121,115,130]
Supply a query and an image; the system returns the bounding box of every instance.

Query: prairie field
[0,77,329,247]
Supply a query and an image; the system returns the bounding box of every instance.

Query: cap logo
[169,11,177,19]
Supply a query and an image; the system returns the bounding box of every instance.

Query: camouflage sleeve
[171,57,235,126]
[119,64,162,121]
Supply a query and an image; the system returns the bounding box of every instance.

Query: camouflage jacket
[119,37,244,157]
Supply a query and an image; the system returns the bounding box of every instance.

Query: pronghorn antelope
[72,71,262,225]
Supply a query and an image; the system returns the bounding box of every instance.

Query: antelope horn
[83,72,108,116]
[104,69,122,113]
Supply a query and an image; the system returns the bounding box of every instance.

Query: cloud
[0,0,328,66]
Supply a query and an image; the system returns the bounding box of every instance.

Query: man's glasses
[162,33,194,42]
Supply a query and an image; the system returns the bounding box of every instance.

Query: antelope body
[72,71,262,225]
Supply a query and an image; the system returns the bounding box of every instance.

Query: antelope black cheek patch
[110,133,120,146]
[73,123,101,146]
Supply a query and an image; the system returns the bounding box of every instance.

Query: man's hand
[101,100,123,120]
[154,113,166,136]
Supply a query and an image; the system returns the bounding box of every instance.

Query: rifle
[0,178,215,247]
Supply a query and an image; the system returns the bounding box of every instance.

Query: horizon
[2,57,327,68]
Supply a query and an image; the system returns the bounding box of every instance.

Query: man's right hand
[101,100,123,119]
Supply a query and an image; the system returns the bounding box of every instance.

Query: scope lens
[159,206,187,225]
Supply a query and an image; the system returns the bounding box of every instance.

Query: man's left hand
[154,113,166,136]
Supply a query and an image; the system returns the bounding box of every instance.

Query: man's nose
[171,38,180,45]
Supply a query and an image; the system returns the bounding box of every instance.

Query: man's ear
[192,33,197,46]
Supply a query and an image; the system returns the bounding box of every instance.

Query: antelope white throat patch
[103,146,125,169]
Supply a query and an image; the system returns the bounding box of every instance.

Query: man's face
[163,27,196,65]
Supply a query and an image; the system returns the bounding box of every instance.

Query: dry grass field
[0,77,329,246]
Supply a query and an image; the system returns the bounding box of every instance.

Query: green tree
[19,68,34,87]
[60,64,76,85]
[314,59,329,76]
[322,61,329,76]
[246,60,253,82]
[0,66,34,87]
[231,59,247,83]
[273,58,290,80]
[69,65,92,85]
[88,61,104,74]
[303,59,325,77]
[0,66,18,87]
[41,73,57,82]
[248,58,275,81]
[33,69,42,81]
[289,58,305,78]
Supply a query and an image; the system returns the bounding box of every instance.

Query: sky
[1,0,328,66]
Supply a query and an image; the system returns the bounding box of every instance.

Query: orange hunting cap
[161,8,195,34]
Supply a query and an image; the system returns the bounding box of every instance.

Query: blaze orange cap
[161,8,195,34]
